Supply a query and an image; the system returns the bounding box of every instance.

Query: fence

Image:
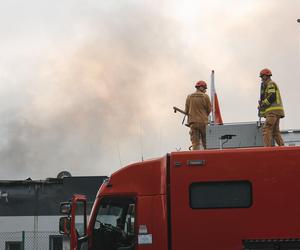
[0,231,62,250]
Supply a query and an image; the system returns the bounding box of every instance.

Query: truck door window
[190,180,252,209]
[92,197,136,250]
[124,204,135,236]
[74,200,87,237]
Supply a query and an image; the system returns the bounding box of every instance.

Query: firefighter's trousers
[263,113,284,147]
[189,122,207,150]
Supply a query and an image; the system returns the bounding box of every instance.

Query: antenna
[139,120,144,162]
[113,136,122,168]
[116,140,122,167]
[159,124,164,155]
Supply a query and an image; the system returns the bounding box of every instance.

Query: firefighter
[258,68,285,147]
[185,80,212,150]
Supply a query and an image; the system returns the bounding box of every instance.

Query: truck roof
[99,146,300,197]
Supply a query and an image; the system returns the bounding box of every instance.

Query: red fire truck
[59,146,300,250]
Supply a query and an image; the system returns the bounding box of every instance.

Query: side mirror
[59,217,71,235]
[60,202,72,215]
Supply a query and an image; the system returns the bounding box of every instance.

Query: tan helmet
[195,80,207,89]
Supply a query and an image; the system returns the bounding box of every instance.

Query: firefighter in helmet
[185,80,212,150]
[258,68,285,147]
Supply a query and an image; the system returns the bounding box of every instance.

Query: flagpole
[211,70,215,124]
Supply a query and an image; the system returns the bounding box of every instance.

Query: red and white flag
[210,70,223,125]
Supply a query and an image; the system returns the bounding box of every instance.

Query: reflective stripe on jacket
[259,80,284,118]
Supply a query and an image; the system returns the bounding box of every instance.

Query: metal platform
[206,122,264,149]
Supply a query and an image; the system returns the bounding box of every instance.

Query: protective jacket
[259,80,284,118]
[185,90,211,124]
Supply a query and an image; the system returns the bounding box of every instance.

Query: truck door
[90,196,136,250]
[169,153,253,250]
[169,149,300,250]
[59,194,88,250]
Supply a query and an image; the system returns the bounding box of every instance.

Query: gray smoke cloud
[0,0,300,179]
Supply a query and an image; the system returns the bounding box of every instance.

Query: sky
[0,0,300,180]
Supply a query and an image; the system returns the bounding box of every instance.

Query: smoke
[0,0,200,179]
[0,0,299,179]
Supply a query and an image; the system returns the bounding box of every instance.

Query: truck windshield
[92,197,135,250]
[95,205,123,227]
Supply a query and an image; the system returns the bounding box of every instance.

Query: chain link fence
[0,231,63,250]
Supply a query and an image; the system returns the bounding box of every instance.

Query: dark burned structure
[0,175,107,250]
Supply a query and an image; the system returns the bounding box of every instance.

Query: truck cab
[60,146,300,250]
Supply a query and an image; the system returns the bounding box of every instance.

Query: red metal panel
[88,156,169,250]
[100,157,167,196]
[136,196,154,250]
[151,195,168,250]
[170,147,300,250]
